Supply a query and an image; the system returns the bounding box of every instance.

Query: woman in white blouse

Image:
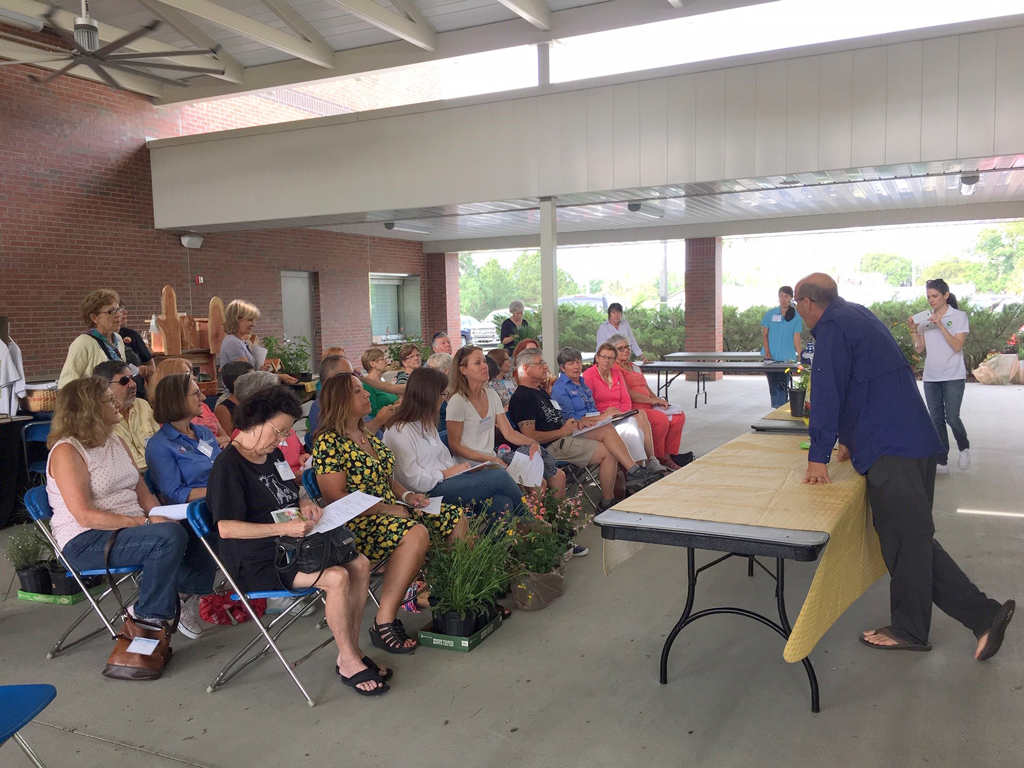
[383,367,525,518]
[446,346,566,498]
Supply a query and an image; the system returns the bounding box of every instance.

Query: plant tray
[18,584,105,605]
[418,613,503,653]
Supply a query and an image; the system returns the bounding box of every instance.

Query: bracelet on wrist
[401,490,412,503]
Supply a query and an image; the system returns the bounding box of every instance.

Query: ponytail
[784,306,796,322]
[946,293,958,310]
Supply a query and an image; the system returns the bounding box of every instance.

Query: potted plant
[786,364,810,417]
[524,490,587,562]
[510,513,568,612]
[5,524,56,595]
[425,514,517,637]
[261,335,312,379]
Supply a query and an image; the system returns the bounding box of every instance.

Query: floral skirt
[347,506,462,562]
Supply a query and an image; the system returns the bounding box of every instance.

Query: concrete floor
[2,377,1022,768]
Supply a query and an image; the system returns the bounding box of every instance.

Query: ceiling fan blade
[28,60,79,84]
[0,56,72,66]
[84,60,124,91]
[104,61,190,87]
[90,20,160,59]
[119,60,224,74]
[102,49,218,61]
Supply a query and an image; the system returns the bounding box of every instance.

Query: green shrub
[5,524,55,570]
[425,514,517,619]
[624,305,686,360]
[961,302,1024,374]
[722,305,770,353]
[557,304,605,353]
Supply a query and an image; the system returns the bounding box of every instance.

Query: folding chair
[186,499,324,707]
[21,421,51,486]
[504,414,603,508]
[0,684,57,768]
[301,469,389,609]
[23,487,142,659]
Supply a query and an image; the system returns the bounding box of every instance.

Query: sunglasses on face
[113,376,133,386]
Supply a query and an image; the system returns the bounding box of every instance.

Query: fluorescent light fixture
[959,174,980,196]
[384,222,431,235]
[0,8,44,31]
[957,508,1024,519]
[627,202,664,219]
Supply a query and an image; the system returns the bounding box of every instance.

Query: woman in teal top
[760,285,804,408]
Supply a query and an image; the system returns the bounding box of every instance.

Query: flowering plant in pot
[785,364,810,417]
[5,524,56,595]
[509,518,567,611]
[524,490,587,561]
[425,513,518,637]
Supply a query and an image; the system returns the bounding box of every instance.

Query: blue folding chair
[21,421,51,486]
[187,499,323,707]
[24,487,142,659]
[301,469,389,608]
[0,684,56,767]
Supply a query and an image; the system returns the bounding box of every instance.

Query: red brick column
[684,237,723,381]
[423,252,461,347]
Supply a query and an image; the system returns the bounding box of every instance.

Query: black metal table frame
[641,363,792,407]
[597,516,827,713]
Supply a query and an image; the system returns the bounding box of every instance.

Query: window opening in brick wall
[370,274,421,342]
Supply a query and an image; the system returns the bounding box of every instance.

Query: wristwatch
[143,516,152,525]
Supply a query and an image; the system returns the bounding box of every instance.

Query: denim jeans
[428,468,525,519]
[61,521,216,621]
[766,371,791,408]
[923,380,969,465]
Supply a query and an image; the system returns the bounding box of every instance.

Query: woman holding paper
[218,300,298,387]
[611,335,691,469]
[46,376,215,642]
[147,374,222,505]
[208,386,390,697]
[383,367,525,518]
[447,345,566,498]
[313,374,467,654]
[552,348,663,475]
[907,278,972,473]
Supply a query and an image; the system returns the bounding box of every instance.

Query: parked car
[557,294,623,312]
[461,314,500,348]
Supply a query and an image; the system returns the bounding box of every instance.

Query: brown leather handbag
[100,529,177,681]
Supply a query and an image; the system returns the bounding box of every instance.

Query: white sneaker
[178,595,203,639]
[936,463,949,474]
[646,458,669,474]
[958,450,971,470]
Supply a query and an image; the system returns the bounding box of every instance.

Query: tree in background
[860,252,913,286]
[509,251,581,306]
[919,223,1024,294]
[460,251,580,319]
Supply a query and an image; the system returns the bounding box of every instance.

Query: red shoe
[659,456,682,471]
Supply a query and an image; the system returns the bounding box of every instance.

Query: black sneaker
[671,452,695,467]
[571,544,589,557]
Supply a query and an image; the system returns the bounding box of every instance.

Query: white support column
[540,197,558,369]
[537,41,550,87]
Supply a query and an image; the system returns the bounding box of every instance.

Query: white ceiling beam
[140,0,335,68]
[155,0,776,105]
[390,0,433,29]
[0,39,164,96]
[0,0,220,73]
[666,0,687,8]
[321,0,436,51]
[136,0,243,84]
[496,0,551,30]
[261,0,333,58]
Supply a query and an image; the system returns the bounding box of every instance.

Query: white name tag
[771,314,783,323]
[275,460,296,481]
[126,637,159,656]
[551,401,561,411]
[279,439,290,447]
[480,416,494,432]
[197,440,214,458]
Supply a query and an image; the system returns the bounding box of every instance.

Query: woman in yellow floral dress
[313,373,467,653]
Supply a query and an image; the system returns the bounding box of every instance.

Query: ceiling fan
[0,0,225,89]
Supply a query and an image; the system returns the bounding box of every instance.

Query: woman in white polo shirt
[908,278,971,473]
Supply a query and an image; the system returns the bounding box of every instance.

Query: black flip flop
[859,626,932,652]
[977,600,1015,662]
[339,666,390,697]
[362,655,393,681]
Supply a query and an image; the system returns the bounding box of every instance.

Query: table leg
[776,558,820,713]
[660,547,696,684]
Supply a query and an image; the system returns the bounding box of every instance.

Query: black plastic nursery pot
[432,610,490,638]
[17,566,53,595]
[788,389,806,418]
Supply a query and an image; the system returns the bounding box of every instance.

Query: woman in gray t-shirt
[907,279,971,472]
[219,300,297,390]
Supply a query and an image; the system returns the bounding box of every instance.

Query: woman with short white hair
[500,300,528,355]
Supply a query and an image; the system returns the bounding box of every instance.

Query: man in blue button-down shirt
[795,273,1013,660]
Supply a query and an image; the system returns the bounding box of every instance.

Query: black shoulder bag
[274,525,360,593]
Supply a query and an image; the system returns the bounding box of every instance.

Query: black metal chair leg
[775,558,820,713]
[660,548,696,684]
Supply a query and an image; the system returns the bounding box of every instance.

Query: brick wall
[684,237,723,381]
[0,63,453,379]
[423,252,462,345]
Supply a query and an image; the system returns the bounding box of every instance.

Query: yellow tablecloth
[603,432,886,662]
[762,404,804,421]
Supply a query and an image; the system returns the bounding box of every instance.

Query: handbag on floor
[100,529,177,681]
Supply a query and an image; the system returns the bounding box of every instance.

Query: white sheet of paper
[126,637,160,656]
[655,404,684,416]
[149,504,188,521]
[449,461,504,478]
[251,342,269,371]
[506,450,544,487]
[574,416,614,436]
[313,491,381,533]
[420,496,443,516]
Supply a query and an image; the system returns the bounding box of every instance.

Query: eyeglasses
[98,307,120,316]
[614,345,629,351]
[102,395,123,408]
[188,389,203,399]
[596,354,617,362]
[269,424,294,440]
[113,376,133,386]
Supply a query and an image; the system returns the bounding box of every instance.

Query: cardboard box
[418,613,503,652]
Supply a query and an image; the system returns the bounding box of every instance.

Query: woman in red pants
[610,334,692,467]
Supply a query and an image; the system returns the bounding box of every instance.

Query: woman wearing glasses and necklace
[58,289,128,388]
